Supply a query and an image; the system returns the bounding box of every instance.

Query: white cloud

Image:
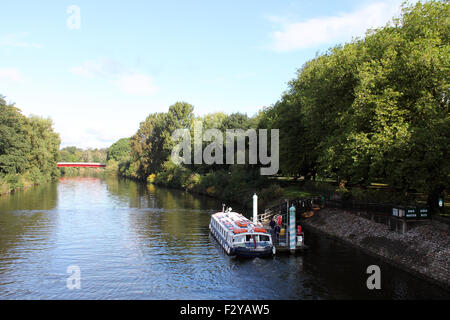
[59,125,127,149]
[0,32,43,48]
[115,74,158,95]
[0,67,25,83]
[69,59,125,78]
[269,1,404,52]
[70,59,158,95]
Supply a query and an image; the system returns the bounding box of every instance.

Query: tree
[28,115,61,180]
[282,1,449,211]
[259,97,316,179]
[0,95,61,185]
[130,102,195,179]
[220,112,251,131]
[107,138,131,162]
[0,101,32,174]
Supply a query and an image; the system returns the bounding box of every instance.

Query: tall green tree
[107,138,131,162]
[29,116,61,180]
[0,95,61,186]
[130,102,194,179]
[280,1,449,210]
[0,99,32,175]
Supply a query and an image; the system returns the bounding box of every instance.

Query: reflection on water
[0,176,448,299]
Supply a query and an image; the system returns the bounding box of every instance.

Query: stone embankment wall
[302,208,450,290]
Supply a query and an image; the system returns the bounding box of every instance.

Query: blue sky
[0,0,407,148]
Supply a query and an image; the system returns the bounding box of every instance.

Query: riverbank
[302,208,450,290]
[0,174,46,197]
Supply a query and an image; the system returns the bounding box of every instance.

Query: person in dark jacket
[269,218,276,230]
[274,225,281,243]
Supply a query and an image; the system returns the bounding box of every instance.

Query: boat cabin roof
[212,211,269,236]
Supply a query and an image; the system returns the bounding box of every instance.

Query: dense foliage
[60,146,107,163]
[59,146,107,176]
[108,1,448,210]
[0,96,60,193]
[106,138,131,162]
[108,101,278,206]
[260,1,449,210]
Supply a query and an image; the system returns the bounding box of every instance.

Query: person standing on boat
[269,218,276,230]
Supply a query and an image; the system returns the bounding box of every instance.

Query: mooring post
[286,200,289,245]
[289,204,296,253]
[253,193,258,224]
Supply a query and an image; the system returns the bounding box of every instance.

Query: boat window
[260,235,270,242]
[245,235,254,242]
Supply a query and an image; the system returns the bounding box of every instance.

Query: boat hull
[234,246,273,258]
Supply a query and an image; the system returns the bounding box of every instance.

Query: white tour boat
[209,195,275,258]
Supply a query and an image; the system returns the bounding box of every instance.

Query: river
[0,176,448,299]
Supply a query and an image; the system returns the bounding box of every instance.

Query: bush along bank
[0,170,56,196]
[107,159,284,208]
[302,208,450,290]
[148,161,285,208]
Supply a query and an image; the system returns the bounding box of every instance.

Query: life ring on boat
[236,221,248,227]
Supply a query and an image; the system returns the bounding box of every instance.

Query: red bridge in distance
[57,162,106,168]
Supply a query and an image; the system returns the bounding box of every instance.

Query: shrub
[0,177,9,194]
[147,173,157,183]
[259,184,285,206]
[4,174,24,191]
[105,159,119,175]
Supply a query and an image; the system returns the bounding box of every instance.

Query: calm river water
[0,176,448,299]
